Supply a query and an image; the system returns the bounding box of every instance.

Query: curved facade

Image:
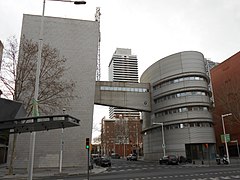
[140,51,216,162]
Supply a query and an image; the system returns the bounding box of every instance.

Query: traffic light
[86,138,90,149]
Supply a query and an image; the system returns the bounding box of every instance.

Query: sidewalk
[0,164,107,179]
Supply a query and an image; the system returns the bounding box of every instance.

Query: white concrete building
[8,14,99,169]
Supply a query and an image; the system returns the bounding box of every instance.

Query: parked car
[91,154,101,164]
[127,154,137,161]
[159,155,179,165]
[111,153,120,159]
[96,156,111,167]
[177,156,192,164]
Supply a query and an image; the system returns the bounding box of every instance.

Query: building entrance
[185,143,215,163]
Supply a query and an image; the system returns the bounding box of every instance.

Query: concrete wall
[8,14,99,169]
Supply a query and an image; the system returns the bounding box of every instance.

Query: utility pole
[95,7,101,81]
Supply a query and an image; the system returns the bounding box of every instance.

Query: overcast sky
[1,0,240,138]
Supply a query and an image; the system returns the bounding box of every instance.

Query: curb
[0,166,107,179]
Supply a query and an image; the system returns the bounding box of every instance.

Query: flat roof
[0,115,80,134]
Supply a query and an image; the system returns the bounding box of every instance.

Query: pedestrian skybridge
[95,81,151,112]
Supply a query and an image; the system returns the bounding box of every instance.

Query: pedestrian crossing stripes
[102,164,208,174]
[121,174,240,180]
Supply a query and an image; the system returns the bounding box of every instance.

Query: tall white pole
[59,108,65,173]
[153,123,166,157]
[221,113,232,164]
[161,123,166,157]
[28,1,45,180]
[59,128,63,173]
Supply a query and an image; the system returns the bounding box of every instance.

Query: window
[173,79,179,83]
[182,107,188,112]
[100,86,149,93]
[155,106,209,118]
[192,107,199,111]
[190,123,194,127]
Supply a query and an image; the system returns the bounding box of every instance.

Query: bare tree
[16,35,75,115]
[92,122,101,133]
[0,36,76,174]
[0,36,18,171]
[92,135,101,144]
[0,36,18,98]
[114,117,129,157]
[213,76,240,124]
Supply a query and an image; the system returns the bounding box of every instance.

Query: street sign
[221,134,230,143]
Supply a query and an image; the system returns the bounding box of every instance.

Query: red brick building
[101,116,143,157]
[211,51,240,156]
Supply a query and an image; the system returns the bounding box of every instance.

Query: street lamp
[221,113,232,164]
[59,108,66,173]
[153,122,166,157]
[28,1,86,180]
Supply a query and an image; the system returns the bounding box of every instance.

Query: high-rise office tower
[108,48,139,119]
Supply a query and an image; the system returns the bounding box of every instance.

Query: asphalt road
[36,159,240,180]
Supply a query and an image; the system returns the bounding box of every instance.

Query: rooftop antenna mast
[95,7,101,81]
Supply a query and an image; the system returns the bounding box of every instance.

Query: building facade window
[153,76,206,90]
[155,106,209,117]
[101,86,148,93]
[154,90,207,104]
[164,122,213,130]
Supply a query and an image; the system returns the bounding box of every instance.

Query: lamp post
[153,122,166,157]
[59,108,66,173]
[28,1,86,180]
[221,113,232,164]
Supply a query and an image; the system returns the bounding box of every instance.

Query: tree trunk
[8,133,17,175]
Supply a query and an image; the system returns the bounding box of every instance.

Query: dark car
[111,153,120,159]
[91,154,101,164]
[159,155,179,165]
[96,156,111,167]
[127,154,137,161]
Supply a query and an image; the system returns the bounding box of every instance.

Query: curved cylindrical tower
[140,51,215,161]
